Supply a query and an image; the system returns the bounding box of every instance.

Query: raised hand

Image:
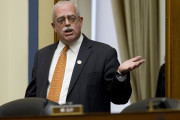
[118,56,145,74]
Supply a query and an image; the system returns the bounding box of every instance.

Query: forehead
[54,3,77,18]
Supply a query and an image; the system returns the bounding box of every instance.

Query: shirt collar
[56,33,83,54]
[69,33,83,53]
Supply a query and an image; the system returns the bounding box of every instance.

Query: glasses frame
[56,15,80,26]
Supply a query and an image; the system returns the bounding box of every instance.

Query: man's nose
[65,18,70,26]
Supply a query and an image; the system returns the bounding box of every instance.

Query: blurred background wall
[0,0,28,105]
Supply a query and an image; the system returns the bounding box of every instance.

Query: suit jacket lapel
[41,42,59,97]
[67,36,93,96]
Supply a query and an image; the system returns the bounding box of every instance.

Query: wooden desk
[1,110,180,120]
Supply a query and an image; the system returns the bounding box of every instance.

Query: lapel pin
[77,60,82,64]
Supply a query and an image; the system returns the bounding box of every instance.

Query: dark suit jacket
[25,35,132,112]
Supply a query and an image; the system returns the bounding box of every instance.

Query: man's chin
[63,36,77,44]
[65,36,75,41]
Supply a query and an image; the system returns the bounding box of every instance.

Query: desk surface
[1,110,180,120]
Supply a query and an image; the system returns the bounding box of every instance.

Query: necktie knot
[63,45,69,53]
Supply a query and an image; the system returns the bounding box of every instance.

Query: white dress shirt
[47,34,83,105]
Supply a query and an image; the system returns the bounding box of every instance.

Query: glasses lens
[56,15,78,25]
[57,17,65,25]
[68,16,76,23]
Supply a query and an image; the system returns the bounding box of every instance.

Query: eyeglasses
[56,15,79,25]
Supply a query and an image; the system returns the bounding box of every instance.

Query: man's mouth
[64,29,73,36]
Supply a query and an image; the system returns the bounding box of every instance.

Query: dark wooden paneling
[1,111,180,120]
[166,0,180,98]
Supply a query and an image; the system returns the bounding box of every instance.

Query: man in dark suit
[25,1,145,112]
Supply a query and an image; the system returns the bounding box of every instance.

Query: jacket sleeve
[25,51,38,97]
[104,48,132,104]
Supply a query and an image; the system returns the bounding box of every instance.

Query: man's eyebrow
[56,14,77,21]
[57,16,65,20]
[57,14,76,18]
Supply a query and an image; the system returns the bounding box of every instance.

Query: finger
[138,59,145,64]
[135,59,145,67]
[130,63,139,70]
[130,56,142,62]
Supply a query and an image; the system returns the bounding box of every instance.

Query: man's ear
[79,17,83,27]
[51,22,57,32]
